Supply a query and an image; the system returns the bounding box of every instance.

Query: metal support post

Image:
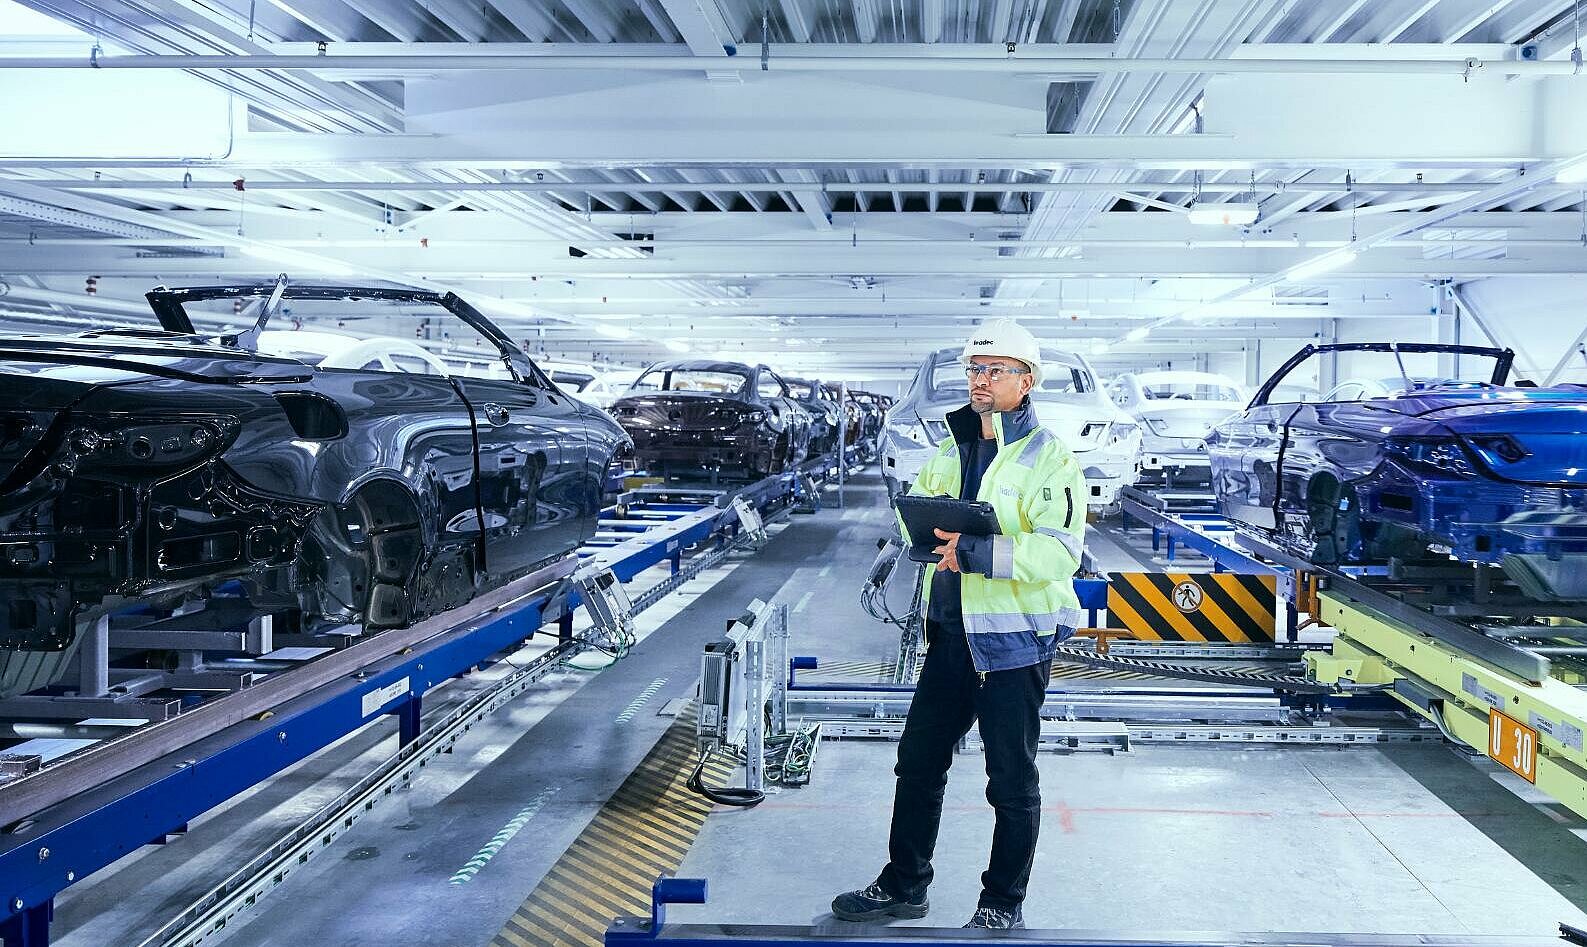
[75,614,110,698]
[0,899,50,947]
[769,604,789,738]
[836,383,847,510]
[396,696,422,747]
[744,636,765,794]
[557,610,575,647]
[670,550,682,575]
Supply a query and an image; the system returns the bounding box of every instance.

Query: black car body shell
[608,359,812,480]
[785,377,843,456]
[0,283,630,697]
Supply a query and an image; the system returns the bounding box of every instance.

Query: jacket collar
[945,396,1038,450]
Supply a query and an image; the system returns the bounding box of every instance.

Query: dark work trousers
[876,618,1051,911]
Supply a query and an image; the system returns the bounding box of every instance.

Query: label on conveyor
[1559,720,1585,752]
[361,676,412,717]
[1461,673,1502,709]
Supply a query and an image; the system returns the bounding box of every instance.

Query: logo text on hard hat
[972,339,994,345]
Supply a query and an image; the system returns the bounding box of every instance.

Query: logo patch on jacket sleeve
[1043,487,1052,501]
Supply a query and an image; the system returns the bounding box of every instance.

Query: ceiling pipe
[0,53,1578,77]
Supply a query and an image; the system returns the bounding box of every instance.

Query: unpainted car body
[786,377,843,456]
[1108,370,1246,481]
[882,347,1141,505]
[0,283,629,698]
[608,359,812,480]
[1207,342,1587,600]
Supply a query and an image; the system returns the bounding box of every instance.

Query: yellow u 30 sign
[1488,708,1538,783]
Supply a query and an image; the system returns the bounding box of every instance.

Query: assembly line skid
[1112,487,1587,825]
[0,461,830,947]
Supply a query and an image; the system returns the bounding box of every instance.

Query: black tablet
[894,495,1001,563]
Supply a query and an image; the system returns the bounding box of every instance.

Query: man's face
[967,355,1034,415]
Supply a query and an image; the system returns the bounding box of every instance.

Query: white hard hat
[961,319,1043,387]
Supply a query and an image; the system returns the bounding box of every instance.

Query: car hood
[0,334,314,390]
[1321,392,1587,487]
[1355,387,1583,418]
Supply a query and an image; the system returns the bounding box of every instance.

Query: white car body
[1107,371,1246,479]
[255,330,451,375]
[538,359,640,408]
[881,347,1142,507]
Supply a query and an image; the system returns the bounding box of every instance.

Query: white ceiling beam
[1437,0,1523,43]
[339,0,424,42]
[1314,0,1369,42]
[776,0,812,41]
[776,169,833,230]
[260,0,374,41]
[632,0,682,41]
[560,0,620,42]
[9,248,1581,279]
[0,192,177,240]
[1498,0,1578,43]
[491,0,567,40]
[422,0,491,40]
[852,0,879,42]
[1050,0,1082,42]
[655,0,740,77]
[1372,0,1441,43]
[920,0,944,42]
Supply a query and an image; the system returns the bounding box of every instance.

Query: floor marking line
[793,590,816,613]
[448,787,560,885]
[615,678,668,724]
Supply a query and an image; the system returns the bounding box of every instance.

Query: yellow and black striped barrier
[1105,571,1277,642]
[493,706,731,947]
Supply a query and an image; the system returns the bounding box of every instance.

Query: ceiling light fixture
[1284,248,1359,282]
[1124,327,1150,343]
[1186,201,1259,226]
[594,324,635,340]
[663,339,689,353]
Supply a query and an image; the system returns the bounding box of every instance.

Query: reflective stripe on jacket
[904,397,1088,673]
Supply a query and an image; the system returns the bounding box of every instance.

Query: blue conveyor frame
[0,463,818,946]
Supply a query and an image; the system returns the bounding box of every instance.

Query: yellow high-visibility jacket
[907,398,1087,672]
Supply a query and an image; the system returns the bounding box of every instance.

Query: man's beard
[970,396,994,415]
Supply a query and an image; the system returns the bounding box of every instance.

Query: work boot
[830,882,929,922]
[963,906,1024,930]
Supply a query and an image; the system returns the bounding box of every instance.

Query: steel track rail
[135,503,785,944]
[0,557,577,829]
[1234,534,1553,684]
[137,635,582,947]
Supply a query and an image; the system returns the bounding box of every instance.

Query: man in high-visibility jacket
[833,319,1087,931]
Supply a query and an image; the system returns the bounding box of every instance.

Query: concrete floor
[50,475,1587,944]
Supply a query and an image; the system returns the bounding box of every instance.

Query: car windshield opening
[631,369,749,395]
[161,293,519,380]
[1259,347,1511,405]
